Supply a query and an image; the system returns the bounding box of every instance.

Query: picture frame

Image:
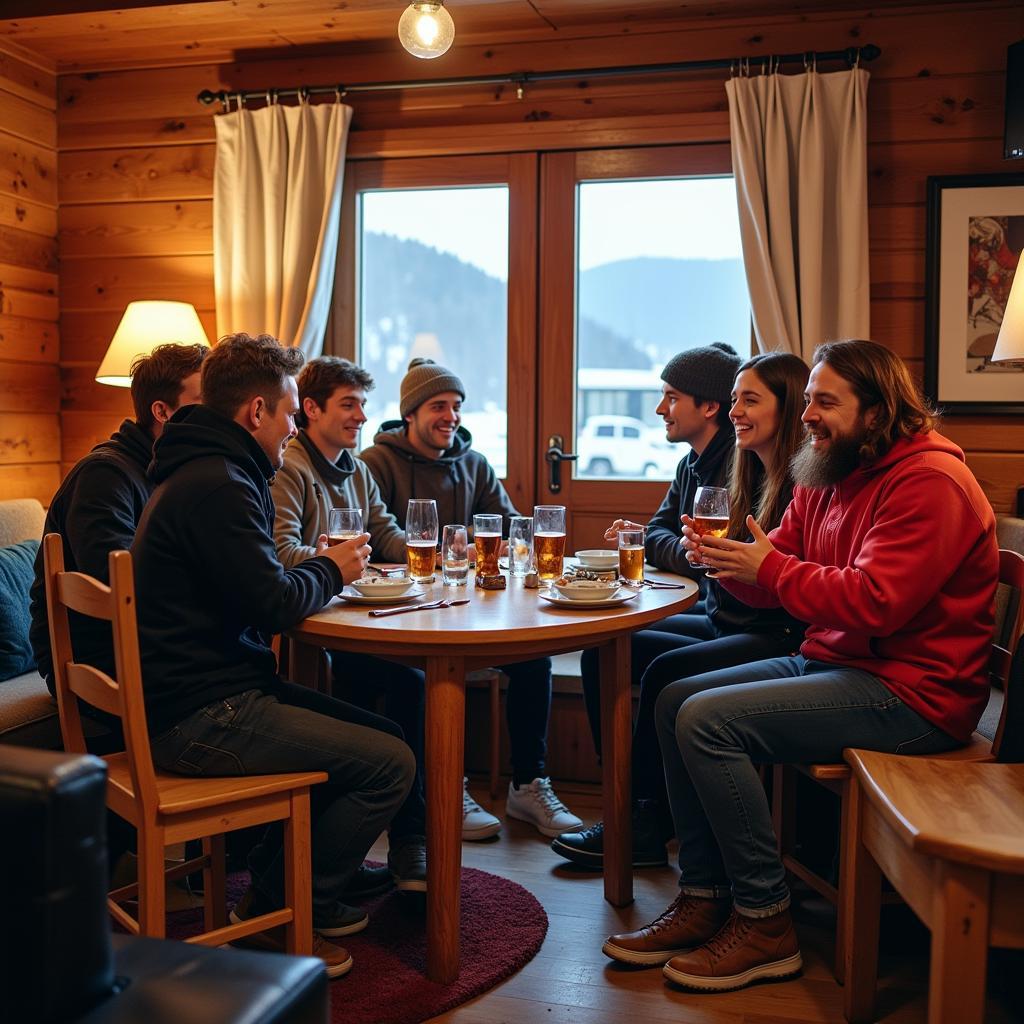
[924,173,1024,414]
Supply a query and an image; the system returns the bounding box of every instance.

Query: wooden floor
[364,782,1022,1024]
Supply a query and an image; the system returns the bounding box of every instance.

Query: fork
[369,598,470,618]
[642,579,689,590]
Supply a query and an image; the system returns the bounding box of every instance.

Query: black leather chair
[0,744,328,1024]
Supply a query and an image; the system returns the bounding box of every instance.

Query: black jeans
[335,651,553,783]
[581,613,799,815]
[150,681,414,922]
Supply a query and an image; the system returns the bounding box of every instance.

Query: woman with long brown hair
[554,351,810,875]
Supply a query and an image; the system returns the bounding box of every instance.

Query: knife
[369,598,471,618]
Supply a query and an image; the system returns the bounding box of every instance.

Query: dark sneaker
[551,802,670,869]
[662,907,802,991]
[388,837,427,893]
[342,862,394,900]
[603,892,732,966]
[314,902,369,938]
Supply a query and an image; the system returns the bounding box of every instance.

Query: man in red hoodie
[602,339,998,994]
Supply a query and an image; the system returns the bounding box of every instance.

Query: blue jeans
[150,681,415,922]
[655,656,961,916]
[336,651,553,783]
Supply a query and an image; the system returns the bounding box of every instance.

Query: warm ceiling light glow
[398,1,455,60]
[992,266,1024,364]
[96,301,211,387]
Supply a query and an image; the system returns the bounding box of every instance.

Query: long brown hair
[727,352,809,539]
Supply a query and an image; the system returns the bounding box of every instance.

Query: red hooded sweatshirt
[720,431,998,742]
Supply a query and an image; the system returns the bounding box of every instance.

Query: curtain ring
[335,85,347,102]
[219,92,229,113]
[298,86,310,104]
[852,48,861,69]
[729,59,736,78]
[238,92,246,109]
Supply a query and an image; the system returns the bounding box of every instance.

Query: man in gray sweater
[361,357,584,842]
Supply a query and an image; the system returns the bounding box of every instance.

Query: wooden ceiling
[0,0,972,73]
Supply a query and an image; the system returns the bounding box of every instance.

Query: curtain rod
[196,43,880,109]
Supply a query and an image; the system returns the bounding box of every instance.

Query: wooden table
[288,570,698,983]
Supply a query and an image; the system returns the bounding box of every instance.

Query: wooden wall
[0,45,58,505]
[53,0,1024,510]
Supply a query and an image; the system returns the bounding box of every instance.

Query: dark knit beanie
[400,358,466,417]
[660,343,741,407]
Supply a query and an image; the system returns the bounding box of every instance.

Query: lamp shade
[992,264,1024,364]
[95,301,211,387]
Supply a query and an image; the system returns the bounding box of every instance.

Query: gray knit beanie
[400,358,466,418]
[660,343,741,407]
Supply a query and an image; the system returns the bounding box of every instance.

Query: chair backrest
[991,548,1024,758]
[43,533,159,821]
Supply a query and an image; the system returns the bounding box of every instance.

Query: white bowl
[574,549,618,571]
[553,578,623,602]
[350,575,415,597]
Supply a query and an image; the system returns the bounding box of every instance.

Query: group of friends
[27,331,999,994]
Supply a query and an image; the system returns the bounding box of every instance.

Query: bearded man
[601,339,999,994]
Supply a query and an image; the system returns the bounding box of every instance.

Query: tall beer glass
[508,516,533,578]
[692,486,730,568]
[473,514,502,577]
[617,526,645,586]
[328,507,363,546]
[406,498,438,582]
[533,505,566,583]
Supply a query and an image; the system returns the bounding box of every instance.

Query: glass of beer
[533,505,566,584]
[441,524,469,587]
[508,516,533,578]
[692,486,730,568]
[617,526,645,586]
[328,507,363,545]
[405,498,438,583]
[473,514,502,577]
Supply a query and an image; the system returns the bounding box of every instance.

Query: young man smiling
[361,357,584,841]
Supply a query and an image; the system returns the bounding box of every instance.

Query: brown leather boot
[602,892,732,965]
[662,907,802,991]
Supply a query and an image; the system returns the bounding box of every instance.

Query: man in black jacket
[29,342,207,699]
[133,333,414,979]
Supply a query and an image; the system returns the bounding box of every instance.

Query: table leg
[599,635,633,907]
[425,654,466,984]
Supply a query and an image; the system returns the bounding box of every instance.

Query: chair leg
[772,765,797,856]
[833,777,850,985]
[927,862,991,1024]
[202,834,227,933]
[842,777,883,1023]
[489,673,501,799]
[137,829,167,939]
[284,790,314,957]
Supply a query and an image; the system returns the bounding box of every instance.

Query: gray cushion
[0,539,38,682]
[0,499,44,548]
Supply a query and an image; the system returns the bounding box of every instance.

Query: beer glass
[328,507,363,545]
[533,505,566,583]
[617,526,645,586]
[473,514,502,577]
[692,486,730,568]
[508,516,533,578]
[405,498,438,582]
[441,524,469,587]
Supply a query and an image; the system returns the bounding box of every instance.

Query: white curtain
[214,100,352,357]
[727,67,870,361]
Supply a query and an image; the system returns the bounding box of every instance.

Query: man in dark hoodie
[361,357,584,841]
[132,333,415,979]
[29,341,207,701]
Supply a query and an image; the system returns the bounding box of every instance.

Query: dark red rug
[165,868,547,1024]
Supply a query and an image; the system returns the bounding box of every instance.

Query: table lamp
[95,301,211,387]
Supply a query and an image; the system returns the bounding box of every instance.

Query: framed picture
[924,174,1024,414]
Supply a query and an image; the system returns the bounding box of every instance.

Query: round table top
[289,567,699,653]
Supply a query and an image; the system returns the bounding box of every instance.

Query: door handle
[545,434,578,494]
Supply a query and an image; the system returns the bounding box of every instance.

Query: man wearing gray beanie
[554,341,743,870]
[361,358,584,843]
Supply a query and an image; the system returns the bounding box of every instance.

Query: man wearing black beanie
[556,341,742,869]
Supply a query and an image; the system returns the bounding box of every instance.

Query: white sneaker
[506,777,584,838]
[462,777,501,840]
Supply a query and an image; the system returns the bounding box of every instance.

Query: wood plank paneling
[60,366,134,414]
[60,144,215,204]
[0,411,59,465]
[60,409,123,464]
[0,45,56,108]
[0,361,59,412]
[0,462,59,503]
[0,224,58,272]
[0,133,58,207]
[0,192,58,236]
[0,85,58,147]
[59,199,212,258]
[60,254,214,312]
[59,306,215,364]
[0,314,58,363]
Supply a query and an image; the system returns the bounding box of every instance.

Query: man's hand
[683,515,774,584]
[316,532,372,585]
[603,518,645,542]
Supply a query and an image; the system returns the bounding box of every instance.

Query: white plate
[573,549,619,571]
[338,584,428,605]
[539,588,639,610]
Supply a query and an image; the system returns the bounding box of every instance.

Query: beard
[790,430,865,488]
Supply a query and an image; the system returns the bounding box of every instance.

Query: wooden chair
[43,534,327,954]
[841,752,1024,1023]
[771,547,1024,982]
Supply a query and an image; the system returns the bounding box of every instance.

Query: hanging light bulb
[398,1,455,59]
